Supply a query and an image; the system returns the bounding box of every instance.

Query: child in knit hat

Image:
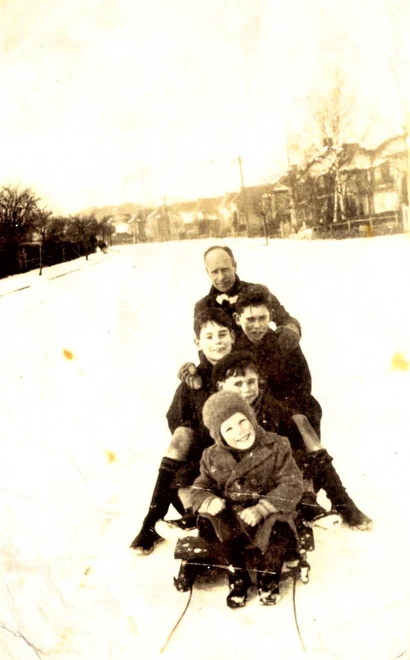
[191,390,303,608]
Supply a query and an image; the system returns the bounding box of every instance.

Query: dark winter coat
[194,275,301,333]
[252,390,306,453]
[166,355,216,484]
[253,389,316,474]
[235,328,322,433]
[191,426,303,552]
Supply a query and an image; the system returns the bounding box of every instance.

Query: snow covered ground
[0,235,409,659]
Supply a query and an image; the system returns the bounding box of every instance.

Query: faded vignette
[1,1,409,659]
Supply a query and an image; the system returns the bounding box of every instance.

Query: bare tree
[33,208,53,275]
[386,0,410,205]
[386,0,410,118]
[293,60,379,231]
[0,185,40,246]
[66,213,99,260]
[309,66,357,224]
[97,215,115,246]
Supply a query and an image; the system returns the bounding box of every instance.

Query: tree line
[0,185,114,278]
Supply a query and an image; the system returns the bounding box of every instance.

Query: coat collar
[215,427,278,484]
[224,441,276,487]
[209,275,242,298]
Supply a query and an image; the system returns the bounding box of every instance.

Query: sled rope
[292,570,306,653]
[160,585,193,654]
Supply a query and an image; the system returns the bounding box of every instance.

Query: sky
[0,0,409,213]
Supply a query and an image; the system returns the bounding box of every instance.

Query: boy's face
[218,367,259,405]
[195,321,235,365]
[220,412,255,451]
[234,305,270,344]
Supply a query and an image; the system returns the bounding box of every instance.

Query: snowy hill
[0,235,409,659]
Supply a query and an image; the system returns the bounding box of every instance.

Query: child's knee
[178,487,193,509]
[166,427,194,460]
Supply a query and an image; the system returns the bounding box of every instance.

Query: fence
[403,205,410,232]
[321,211,404,237]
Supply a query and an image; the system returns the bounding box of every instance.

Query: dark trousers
[198,516,295,587]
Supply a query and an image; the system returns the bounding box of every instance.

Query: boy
[191,390,303,607]
[233,283,322,435]
[212,351,372,529]
[129,308,235,555]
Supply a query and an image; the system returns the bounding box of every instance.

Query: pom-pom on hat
[202,390,258,445]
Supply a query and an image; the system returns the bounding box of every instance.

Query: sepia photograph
[0,0,409,658]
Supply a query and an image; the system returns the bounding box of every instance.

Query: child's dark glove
[276,324,300,354]
[177,362,203,389]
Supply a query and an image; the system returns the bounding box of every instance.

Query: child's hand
[239,506,264,527]
[177,362,202,389]
[276,325,300,354]
[206,497,226,516]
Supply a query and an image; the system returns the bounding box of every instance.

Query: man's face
[220,412,255,451]
[204,249,236,293]
[195,321,235,365]
[234,305,271,344]
[218,368,260,405]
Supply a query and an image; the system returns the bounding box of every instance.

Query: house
[145,208,172,241]
[171,200,200,238]
[108,214,133,242]
[270,176,294,232]
[217,193,240,235]
[196,196,224,236]
[127,212,150,242]
[234,184,272,236]
[368,134,408,217]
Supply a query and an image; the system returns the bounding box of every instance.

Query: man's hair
[212,351,259,385]
[194,307,235,338]
[235,284,271,315]
[203,245,236,264]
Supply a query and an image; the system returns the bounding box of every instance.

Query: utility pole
[238,156,250,237]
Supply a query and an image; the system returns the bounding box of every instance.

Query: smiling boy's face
[195,321,235,365]
[220,412,255,450]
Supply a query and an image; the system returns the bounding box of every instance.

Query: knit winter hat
[202,390,258,445]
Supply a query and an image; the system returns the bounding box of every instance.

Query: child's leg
[257,522,296,605]
[223,537,250,609]
[309,451,372,529]
[293,415,372,529]
[197,517,250,609]
[292,414,323,453]
[130,427,194,554]
[291,419,328,520]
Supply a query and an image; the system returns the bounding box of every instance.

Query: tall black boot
[170,490,186,517]
[312,451,372,529]
[222,536,250,609]
[257,521,294,605]
[130,457,183,553]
